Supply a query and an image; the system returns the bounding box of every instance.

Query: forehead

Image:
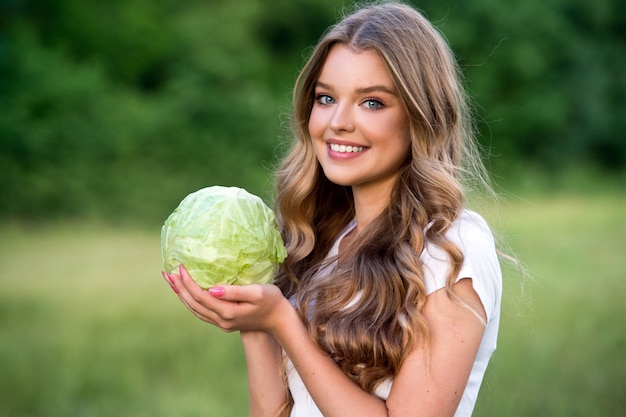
[317,44,396,90]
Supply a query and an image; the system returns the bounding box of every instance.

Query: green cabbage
[161,186,287,288]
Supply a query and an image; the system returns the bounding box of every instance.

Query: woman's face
[308,44,411,197]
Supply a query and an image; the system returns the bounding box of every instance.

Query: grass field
[1,192,624,417]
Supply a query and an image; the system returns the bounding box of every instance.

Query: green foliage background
[1,0,624,224]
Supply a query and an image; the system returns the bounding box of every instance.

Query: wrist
[240,330,273,344]
[240,330,281,359]
[269,297,302,340]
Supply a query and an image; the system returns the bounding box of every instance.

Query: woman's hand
[162,265,292,334]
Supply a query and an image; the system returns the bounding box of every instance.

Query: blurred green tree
[418,0,626,172]
[0,0,623,223]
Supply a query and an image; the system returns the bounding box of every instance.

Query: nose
[329,103,355,133]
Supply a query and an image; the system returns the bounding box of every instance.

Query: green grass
[1,192,625,417]
[475,192,626,416]
[0,226,248,417]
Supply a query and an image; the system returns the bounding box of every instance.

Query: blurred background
[0,0,624,416]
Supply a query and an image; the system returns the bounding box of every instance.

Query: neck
[351,178,396,233]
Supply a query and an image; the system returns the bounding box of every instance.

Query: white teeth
[330,143,364,153]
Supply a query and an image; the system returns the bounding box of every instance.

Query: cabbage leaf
[161,186,287,288]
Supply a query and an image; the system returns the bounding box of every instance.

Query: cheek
[308,108,323,139]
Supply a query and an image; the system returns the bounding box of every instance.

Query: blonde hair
[273,1,491,412]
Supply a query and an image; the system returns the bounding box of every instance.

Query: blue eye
[363,99,384,110]
[316,94,335,105]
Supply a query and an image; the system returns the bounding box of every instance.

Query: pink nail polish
[209,286,225,297]
[161,271,173,284]
[162,272,178,294]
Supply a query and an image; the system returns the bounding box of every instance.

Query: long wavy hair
[273,1,491,413]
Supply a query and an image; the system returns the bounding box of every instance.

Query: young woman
[164,2,503,416]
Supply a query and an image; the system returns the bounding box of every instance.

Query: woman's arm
[166,266,389,415]
[272,279,486,417]
[386,278,487,417]
[164,268,285,416]
[166,267,486,417]
[271,298,391,417]
[240,331,285,417]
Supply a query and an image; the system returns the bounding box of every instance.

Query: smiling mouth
[329,143,365,153]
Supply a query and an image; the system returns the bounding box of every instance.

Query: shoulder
[450,210,500,277]
[422,209,496,268]
[421,210,502,317]
[446,209,496,247]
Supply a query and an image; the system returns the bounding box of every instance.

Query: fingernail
[209,286,225,297]
[162,272,178,294]
[161,271,172,284]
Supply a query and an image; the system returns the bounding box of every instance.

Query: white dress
[286,210,503,417]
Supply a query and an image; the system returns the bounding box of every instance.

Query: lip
[325,139,369,160]
[326,139,366,147]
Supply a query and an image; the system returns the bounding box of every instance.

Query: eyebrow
[315,81,398,96]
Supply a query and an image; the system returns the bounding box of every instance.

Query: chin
[322,173,356,187]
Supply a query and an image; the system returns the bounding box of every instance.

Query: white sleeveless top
[286,210,502,417]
